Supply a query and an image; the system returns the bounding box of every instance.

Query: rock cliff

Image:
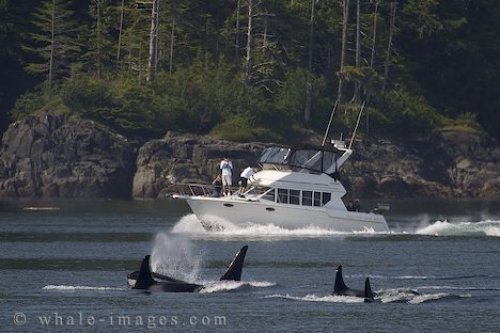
[0,114,498,199]
[132,132,266,198]
[343,131,500,198]
[0,114,136,198]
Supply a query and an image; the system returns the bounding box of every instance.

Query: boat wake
[377,288,469,304]
[266,293,365,303]
[171,214,500,239]
[200,280,276,294]
[415,220,500,237]
[42,285,125,291]
[266,289,470,304]
[171,214,376,238]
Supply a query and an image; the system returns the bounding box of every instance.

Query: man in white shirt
[220,157,233,196]
[239,166,255,194]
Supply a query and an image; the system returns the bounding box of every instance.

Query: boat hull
[184,196,388,232]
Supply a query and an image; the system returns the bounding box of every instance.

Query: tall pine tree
[24,0,81,90]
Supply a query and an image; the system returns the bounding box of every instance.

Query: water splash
[172,214,500,239]
[199,280,276,294]
[150,232,202,283]
[416,220,500,237]
[265,294,364,303]
[171,214,378,238]
[171,215,206,234]
[42,285,124,291]
[267,290,469,304]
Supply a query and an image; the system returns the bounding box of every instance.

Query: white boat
[173,141,389,232]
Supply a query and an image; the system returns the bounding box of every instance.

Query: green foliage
[440,112,482,133]
[60,76,115,111]
[3,0,500,141]
[274,67,331,132]
[210,113,282,143]
[11,89,52,120]
[24,0,81,88]
[59,75,164,138]
[83,0,121,78]
[372,88,444,138]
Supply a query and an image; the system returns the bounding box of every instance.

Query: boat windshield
[258,146,339,175]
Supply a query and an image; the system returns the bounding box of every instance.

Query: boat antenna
[348,101,366,150]
[322,100,339,146]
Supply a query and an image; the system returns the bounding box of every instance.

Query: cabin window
[262,188,275,202]
[290,190,300,205]
[322,192,331,205]
[278,188,289,204]
[313,192,321,206]
[302,191,312,206]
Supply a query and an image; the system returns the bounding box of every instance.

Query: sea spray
[171,215,206,234]
[171,214,352,238]
[150,232,202,283]
[416,220,500,237]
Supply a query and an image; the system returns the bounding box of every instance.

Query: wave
[265,293,364,303]
[171,214,378,238]
[348,274,431,280]
[267,290,469,304]
[380,291,463,304]
[417,285,500,291]
[42,285,124,291]
[199,280,276,294]
[171,214,500,239]
[415,220,500,237]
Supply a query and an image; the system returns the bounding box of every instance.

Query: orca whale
[129,245,248,292]
[332,265,375,302]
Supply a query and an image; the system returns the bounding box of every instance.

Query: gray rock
[0,113,137,198]
[1,114,498,199]
[132,133,267,198]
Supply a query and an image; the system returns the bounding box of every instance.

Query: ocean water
[0,199,499,332]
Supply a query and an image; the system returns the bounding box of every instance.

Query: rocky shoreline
[0,113,499,199]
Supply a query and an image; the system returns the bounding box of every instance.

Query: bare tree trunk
[337,0,349,106]
[235,0,241,63]
[148,0,160,82]
[96,0,101,80]
[367,0,379,136]
[263,5,268,49]
[324,0,349,144]
[138,39,143,85]
[304,0,316,124]
[382,2,396,92]
[169,18,175,74]
[48,0,55,91]
[116,0,125,62]
[370,0,379,68]
[353,0,361,102]
[245,0,253,87]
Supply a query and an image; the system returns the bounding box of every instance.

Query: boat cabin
[257,145,351,178]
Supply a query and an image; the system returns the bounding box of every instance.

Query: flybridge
[257,145,351,178]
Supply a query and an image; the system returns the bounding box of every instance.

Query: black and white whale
[332,265,375,302]
[129,245,248,292]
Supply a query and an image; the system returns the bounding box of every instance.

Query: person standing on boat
[211,174,222,197]
[220,157,233,196]
[238,166,255,195]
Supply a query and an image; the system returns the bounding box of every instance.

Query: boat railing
[173,183,241,197]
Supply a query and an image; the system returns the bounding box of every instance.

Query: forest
[1,0,499,143]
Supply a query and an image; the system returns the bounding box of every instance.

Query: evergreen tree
[85,0,120,79]
[24,0,81,90]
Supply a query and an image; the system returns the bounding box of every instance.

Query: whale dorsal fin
[333,265,349,294]
[364,277,374,302]
[220,245,248,281]
[134,255,155,289]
